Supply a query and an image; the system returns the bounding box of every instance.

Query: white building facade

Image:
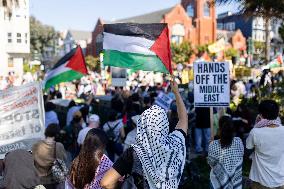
[0,0,30,77]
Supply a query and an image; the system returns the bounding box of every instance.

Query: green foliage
[279,24,284,42]
[225,48,239,58]
[30,16,59,58]
[171,41,194,64]
[196,44,209,55]
[23,63,39,74]
[85,55,101,72]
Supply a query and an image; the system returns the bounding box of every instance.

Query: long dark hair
[219,116,234,148]
[70,128,108,188]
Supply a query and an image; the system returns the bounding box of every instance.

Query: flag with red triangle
[43,46,88,90]
[103,23,172,74]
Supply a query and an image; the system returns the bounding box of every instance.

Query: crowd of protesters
[0,67,283,189]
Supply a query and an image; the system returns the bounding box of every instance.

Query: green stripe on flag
[44,70,84,90]
[103,50,169,73]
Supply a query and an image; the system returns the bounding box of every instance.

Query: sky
[29,0,239,32]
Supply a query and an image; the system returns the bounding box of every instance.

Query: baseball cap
[89,114,100,123]
[131,115,141,126]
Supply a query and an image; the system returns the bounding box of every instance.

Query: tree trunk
[264,17,271,64]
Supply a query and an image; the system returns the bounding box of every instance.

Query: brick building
[87,0,217,57]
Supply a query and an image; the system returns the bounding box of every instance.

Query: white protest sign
[154,92,174,111]
[111,67,127,87]
[194,62,230,107]
[0,82,45,159]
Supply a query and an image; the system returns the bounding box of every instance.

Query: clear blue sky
[30,0,238,31]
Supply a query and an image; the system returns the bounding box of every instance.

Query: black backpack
[106,122,120,142]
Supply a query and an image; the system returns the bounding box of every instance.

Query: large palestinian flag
[103,23,172,74]
[43,46,88,90]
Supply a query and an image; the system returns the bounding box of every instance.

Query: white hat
[131,115,140,126]
[88,114,100,123]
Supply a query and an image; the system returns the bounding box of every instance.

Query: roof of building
[114,6,174,23]
[217,30,235,41]
[68,30,92,40]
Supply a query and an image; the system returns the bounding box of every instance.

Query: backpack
[106,122,120,142]
[51,143,68,183]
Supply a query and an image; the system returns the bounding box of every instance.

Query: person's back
[33,124,67,188]
[69,128,112,189]
[4,150,41,189]
[208,116,244,189]
[101,81,188,189]
[45,102,59,128]
[246,100,284,188]
[247,127,284,187]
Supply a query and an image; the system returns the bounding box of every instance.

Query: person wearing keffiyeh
[246,100,284,189]
[101,80,188,189]
[208,116,244,189]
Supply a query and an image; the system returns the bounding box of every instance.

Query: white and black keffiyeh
[132,105,186,189]
[208,137,244,189]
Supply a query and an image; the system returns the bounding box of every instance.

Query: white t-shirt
[103,120,123,141]
[246,126,284,187]
[124,128,137,150]
[77,127,92,145]
[45,111,59,127]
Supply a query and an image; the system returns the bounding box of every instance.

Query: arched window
[171,24,185,44]
[204,2,210,17]
[96,33,103,55]
[187,3,194,17]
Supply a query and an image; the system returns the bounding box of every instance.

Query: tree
[30,16,59,60]
[171,41,194,65]
[279,23,284,42]
[85,55,101,73]
[196,44,209,57]
[214,0,284,64]
[225,47,239,58]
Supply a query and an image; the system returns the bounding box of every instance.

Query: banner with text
[0,82,45,159]
[194,62,230,107]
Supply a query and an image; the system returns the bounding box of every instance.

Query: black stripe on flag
[103,23,167,41]
[52,46,78,70]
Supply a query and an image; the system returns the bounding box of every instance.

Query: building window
[7,33,12,43]
[204,2,210,17]
[25,33,28,44]
[171,35,184,44]
[96,34,103,55]
[217,23,223,30]
[17,33,21,43]
[224,22,235,31]
[171,24,185,44]
[187,4,194,17]
[8,58,14,67]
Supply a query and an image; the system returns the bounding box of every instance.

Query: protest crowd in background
[0,23,284,189]
[0,63,284,189]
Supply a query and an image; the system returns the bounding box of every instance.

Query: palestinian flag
[43,46,88,90]
[103,23,172,74]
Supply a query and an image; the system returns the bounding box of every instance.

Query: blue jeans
[195,128,211,153]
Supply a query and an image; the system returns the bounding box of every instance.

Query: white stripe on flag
[44,62,71,82]
[103,32,155,55]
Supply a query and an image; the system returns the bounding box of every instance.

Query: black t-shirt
[113,129,187,178]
